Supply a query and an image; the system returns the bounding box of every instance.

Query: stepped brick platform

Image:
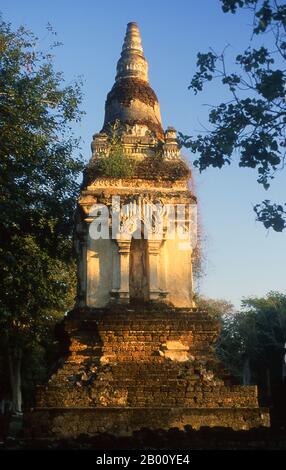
[25,304,270,437]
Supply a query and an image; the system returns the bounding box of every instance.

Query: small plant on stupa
[99,121,135,178]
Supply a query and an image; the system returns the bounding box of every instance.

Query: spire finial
[116,22,149,82]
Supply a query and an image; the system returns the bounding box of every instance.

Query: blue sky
[1,0,285,308]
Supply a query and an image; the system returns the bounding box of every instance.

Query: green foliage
[195,295,235,320]
[0,237,76,346]
[99,148,135,178]
[0,16,83,408]
[180,0,286,231]
[254,199,286,231]
[217,291,286,387]
[99,122,135,178]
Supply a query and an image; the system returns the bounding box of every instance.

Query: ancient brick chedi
[26,23,269,437]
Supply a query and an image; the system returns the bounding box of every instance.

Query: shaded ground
[1,425,286,450]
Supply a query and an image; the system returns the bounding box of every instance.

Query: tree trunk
[243,357,251,385]
[8,347,22,414]
[266,367,272,400]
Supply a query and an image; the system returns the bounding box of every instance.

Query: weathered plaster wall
[163,237,193,307]
[85,234,193,308]
[86,236,114,307]
[104,98,162,133]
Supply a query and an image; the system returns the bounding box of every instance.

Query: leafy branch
[180,0,286,231]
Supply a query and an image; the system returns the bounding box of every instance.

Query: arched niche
[129,229,149,302]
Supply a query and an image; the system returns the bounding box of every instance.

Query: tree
[0,17,84,413]
[194,295,235,319]
[217,291,286,394]
[180,0,286,231]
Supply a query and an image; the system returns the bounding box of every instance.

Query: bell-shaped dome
[102,22,164,140]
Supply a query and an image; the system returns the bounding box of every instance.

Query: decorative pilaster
[111,239,131,303]
[159,237,168,301]
[147,239,162,301]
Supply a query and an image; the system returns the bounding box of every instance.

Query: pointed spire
[115,22,149,82]
[102,22,164,140]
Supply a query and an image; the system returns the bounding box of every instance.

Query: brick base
[25,304,270,437]
[25,407,270,438]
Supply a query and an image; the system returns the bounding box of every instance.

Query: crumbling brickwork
[26,305,270,437]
